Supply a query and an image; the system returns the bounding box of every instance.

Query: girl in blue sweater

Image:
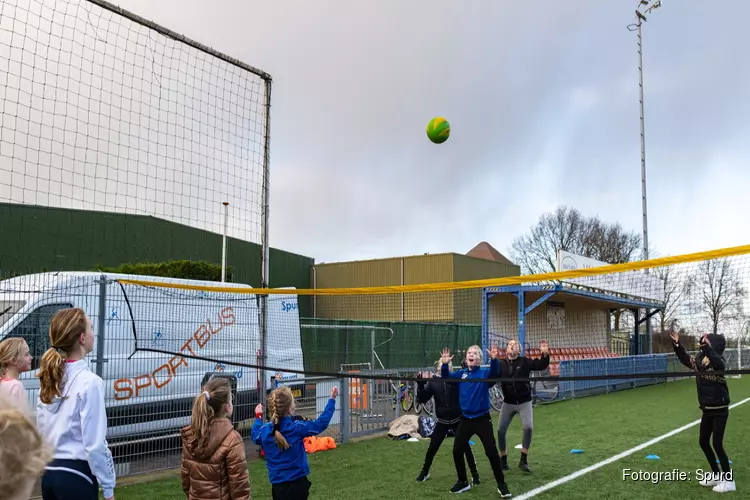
[252,385,338,499]
[441,345,511,497]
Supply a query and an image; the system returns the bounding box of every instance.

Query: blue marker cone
[645,454,660,460]
[570,449,584,454]
[469,440,475,446]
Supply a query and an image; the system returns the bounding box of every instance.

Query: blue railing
[555,353,670,400]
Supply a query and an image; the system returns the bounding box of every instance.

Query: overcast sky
[5,0,750,266]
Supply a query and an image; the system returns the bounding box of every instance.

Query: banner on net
[555,250,666,303]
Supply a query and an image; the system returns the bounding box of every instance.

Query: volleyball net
[100,244,750,388]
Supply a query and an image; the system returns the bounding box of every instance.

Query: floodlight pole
[628,0,661,353]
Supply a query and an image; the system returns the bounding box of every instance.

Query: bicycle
[531,368,560,403]
[413,379,435,416]
[392,380,414,412]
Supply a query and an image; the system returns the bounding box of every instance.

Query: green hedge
[97,260,232,282]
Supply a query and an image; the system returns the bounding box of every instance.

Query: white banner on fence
[555,250,665,303]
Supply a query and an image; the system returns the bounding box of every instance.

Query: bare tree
[652,259,690,334]
[509,206,642,275]
[690,258,746,335]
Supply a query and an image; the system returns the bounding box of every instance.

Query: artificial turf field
[109,377,749,499]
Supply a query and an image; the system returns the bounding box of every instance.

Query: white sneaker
[713,480,736,493]
[700,477,720,487]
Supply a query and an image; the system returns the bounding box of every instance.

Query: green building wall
[0,203,314,315]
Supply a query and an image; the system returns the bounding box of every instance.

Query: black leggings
[422,421,478,476]
[699,408,731,475]
[272,476,311,500]
[453,414,505,486]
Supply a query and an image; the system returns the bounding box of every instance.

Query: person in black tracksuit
[496,340,550,473]
[671,332,736,493]
[414,364,480,485]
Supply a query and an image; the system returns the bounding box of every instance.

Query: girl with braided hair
[180,377,251,500]
[252,384,339,499]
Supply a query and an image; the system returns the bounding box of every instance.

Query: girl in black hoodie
[671,332,736,493]
[414,361,480,485]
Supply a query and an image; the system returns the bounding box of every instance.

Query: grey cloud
[20,0,750,263]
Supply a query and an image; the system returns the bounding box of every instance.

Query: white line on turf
[514,395,750,500]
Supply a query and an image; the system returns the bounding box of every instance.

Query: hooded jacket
[35,360,116,499]
[672,334,730,410]
[180,418,251,500]
[416,374,462,424]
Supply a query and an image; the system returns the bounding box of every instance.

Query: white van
[0,271,305,441]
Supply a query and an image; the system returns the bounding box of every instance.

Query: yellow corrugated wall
[452,254,521,324]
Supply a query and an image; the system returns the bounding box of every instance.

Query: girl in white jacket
[36,307,116,500]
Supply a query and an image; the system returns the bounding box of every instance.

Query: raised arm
[671,333,696,370]
[416,376,435,405]
[250,404,265,445]
[440,348,461,378]
[531,340,551,370]
[699,340,726,372]
[485,344,501,383]
[299,397,336,437]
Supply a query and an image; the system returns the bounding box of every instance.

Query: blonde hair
[268,386,294,450]
[188,377,232,457]
[466,345,483,360]
[0,338,28,377]
[0,396,52,498]
[38,308,87,404]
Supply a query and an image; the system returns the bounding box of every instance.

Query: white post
[221,202,229,282]
[738,336,743,378]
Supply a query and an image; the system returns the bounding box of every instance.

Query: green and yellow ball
[426,116,450,144]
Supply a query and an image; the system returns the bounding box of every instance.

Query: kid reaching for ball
[671,332,736,493]
[441,345,511,497]
[252,385,339,500]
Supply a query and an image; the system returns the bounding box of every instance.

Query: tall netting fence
[4,245,748,475]
[0,0,271,282]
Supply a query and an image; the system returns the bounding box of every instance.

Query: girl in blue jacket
[252,384,338,499]
[441,345,511,497]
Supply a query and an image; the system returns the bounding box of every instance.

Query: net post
[517,290,526,356]
[340,376,350,443]
[94,274,108,378]
[739,336,743,377]
[259,77,273,407]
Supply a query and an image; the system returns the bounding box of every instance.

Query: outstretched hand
[539,340,550,355]
[669,332,679,343]
[440,347,453,365]
[330,386,339,399]
[486,344,500,360]
[255,404,263,418]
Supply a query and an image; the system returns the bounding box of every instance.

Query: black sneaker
[450,481,471,493]
[416,471,430,482]
[472,473,481,485]
[501,455,510,471]
[498,482,512,497]
[519,458,531,473]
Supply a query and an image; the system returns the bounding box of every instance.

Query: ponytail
[189,391,214,456]
[38,307,88,404]
[188,377,231,455]
[268,387,293,450]
[38,348,66,404]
